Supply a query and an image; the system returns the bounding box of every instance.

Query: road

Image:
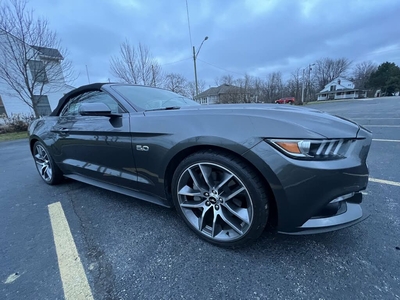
[1,97,399,300]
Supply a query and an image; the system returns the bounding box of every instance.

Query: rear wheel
[32,141,63,185]
[171,150,269,248]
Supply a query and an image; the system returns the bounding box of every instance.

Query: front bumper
[242,127,372,234]
[278,192,369,235]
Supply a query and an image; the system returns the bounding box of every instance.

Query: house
[317,77,367,101]
[0,29,74,117]
[194,84,257,105]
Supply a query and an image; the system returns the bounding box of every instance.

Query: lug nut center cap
[209,197,217,204]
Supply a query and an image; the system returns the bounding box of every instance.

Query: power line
[185,0,193,48]
[197,59,246,76]
[160,57,192,66]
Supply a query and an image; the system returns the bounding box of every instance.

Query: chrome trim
[329,192,355,204]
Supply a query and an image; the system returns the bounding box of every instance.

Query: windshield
[111,85,200,110]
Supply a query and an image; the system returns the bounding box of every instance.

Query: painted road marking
[48,202,94,300]
[364,125,400,127]
[4,272,21,284]
[351,118,400,120]
[369,178,400,187]
[373,139,400,143]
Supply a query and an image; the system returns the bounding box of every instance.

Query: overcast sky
[30,0,400,88]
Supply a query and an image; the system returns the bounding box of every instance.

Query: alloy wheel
[34,144,53,182]
[176,162,254,241]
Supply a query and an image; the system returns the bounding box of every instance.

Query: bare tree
[163,73,188,96]
[352,61,377,89]
[313,57,352,91]
[285,68,302,103]
[186,80,205,99]
[262,72,284,102]
[214,74,235,86]
[110,40,163,87]
[0,0,75,117]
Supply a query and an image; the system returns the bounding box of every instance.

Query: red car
[275,97,295,104]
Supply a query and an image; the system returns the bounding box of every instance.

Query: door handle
[51,126,70,135]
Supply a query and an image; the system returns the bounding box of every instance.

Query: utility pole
[85,65,90,84]
[308,63,315,102]
[192,46,198,96]
[301,68,305,103]
[193,36,208,96]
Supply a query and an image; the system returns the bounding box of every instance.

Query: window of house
[0,95,7,116]
[330,85,336,91]
[33,95,51,116]
[28,60,48,83]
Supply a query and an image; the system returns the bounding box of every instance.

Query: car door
[51,90,138,188]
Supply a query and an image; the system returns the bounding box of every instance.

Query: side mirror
[79,102,121,117]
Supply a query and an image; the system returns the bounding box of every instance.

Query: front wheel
[32,141,64,185]
[171,150,269,248]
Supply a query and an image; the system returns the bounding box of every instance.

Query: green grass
[0,131,28,142]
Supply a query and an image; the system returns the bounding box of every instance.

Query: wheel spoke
[180,200,205,209]
[188,168,207,191]
[198,205,213,231]
[215,172,234,192]
[225,186,245,201]
[222,202,250,224]
[41,165,47,177]
[35,153,45,162]
[211,210,219,237]
[178,185,202,197]
[46,167,52,179]
[218,210,243,235]
[199,164,215,189]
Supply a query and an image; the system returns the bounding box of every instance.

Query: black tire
[171,150,269,248]
[32,140,64,185]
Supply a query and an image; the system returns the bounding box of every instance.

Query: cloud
[28,0,400,87]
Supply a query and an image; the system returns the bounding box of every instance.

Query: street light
[193,36,208,96]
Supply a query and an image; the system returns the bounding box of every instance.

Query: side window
[61,91,124,116]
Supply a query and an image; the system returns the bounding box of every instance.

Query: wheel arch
[29,136,40,153]
[163,144,279,227]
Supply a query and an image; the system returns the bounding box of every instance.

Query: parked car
[275,97,295,104]
[28,83,372,248]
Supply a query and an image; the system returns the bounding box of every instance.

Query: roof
[319,77,355,93]
[31,46,63,59]
[195,84,242,99]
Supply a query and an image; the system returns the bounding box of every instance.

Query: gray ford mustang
[28,83,372,247]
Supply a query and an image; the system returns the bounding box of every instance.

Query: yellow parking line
[369,178,400,187]
[351,118,400,120]
[364,125,400,127]
[48,202,94,300]
[373,139,400,143]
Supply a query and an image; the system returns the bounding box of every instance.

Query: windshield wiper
[145,106,181,111]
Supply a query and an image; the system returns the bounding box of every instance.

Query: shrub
[0,113,37,133]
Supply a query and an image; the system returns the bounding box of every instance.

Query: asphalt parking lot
[1,97,399,300]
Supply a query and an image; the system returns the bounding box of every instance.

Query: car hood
[173,104,361,139]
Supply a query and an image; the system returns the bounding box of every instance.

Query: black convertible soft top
[50,83,107,116]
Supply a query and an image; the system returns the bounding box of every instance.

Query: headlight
[267,139,355,160]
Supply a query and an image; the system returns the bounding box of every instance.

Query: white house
[0,29,74,117]
[317,77,367,101]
